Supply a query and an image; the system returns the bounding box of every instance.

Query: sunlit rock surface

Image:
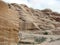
[10,3,60,35]
[0,1,19,45]
[0,0,60,45]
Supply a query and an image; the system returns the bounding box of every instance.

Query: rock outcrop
[10,3,60,35]
[0,0,60,45]
[0,1,19,45]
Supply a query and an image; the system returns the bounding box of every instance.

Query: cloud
[3,0,31,7]
[3,0,60,13]
[28,0,60,12]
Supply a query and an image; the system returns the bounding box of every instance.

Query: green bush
[43,32,48,35]
[35,37,47,44]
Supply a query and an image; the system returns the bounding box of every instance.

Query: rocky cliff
[0,1,19,45]
[10,3,60,35]
[0,0,60,45]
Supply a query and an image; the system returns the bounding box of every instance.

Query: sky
[3,0,60,13]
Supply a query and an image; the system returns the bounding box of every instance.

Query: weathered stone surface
[10,3,60,35]
[1,0,60,45]
[11,3,60,35]
[0,1,19,45]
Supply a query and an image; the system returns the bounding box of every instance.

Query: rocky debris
[18,32,60,45]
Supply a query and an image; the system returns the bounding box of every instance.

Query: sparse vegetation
[56,38,60,40]
[43,32,48,35]
[35,37,47,44]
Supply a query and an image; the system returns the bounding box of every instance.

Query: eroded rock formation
[0,0,60,45]
[0,1,19,45]
[10,3,60,35]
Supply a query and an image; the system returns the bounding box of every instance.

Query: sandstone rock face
[10,3,60,35]
[0,0,60,45]
[0,1,19,45]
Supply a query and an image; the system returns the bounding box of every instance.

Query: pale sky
[3,0,60,13]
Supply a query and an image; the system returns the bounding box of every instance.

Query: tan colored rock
[0,1,19,45]
[0,1,60,45]
[12,3,60,35]
[10,3,60,35]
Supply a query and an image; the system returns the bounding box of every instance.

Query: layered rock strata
[10,3,60,35]
[0,0,60,45]
[0,1,19,45]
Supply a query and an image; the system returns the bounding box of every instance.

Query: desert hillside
[10,3,60,35]
[0,0,60,45]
